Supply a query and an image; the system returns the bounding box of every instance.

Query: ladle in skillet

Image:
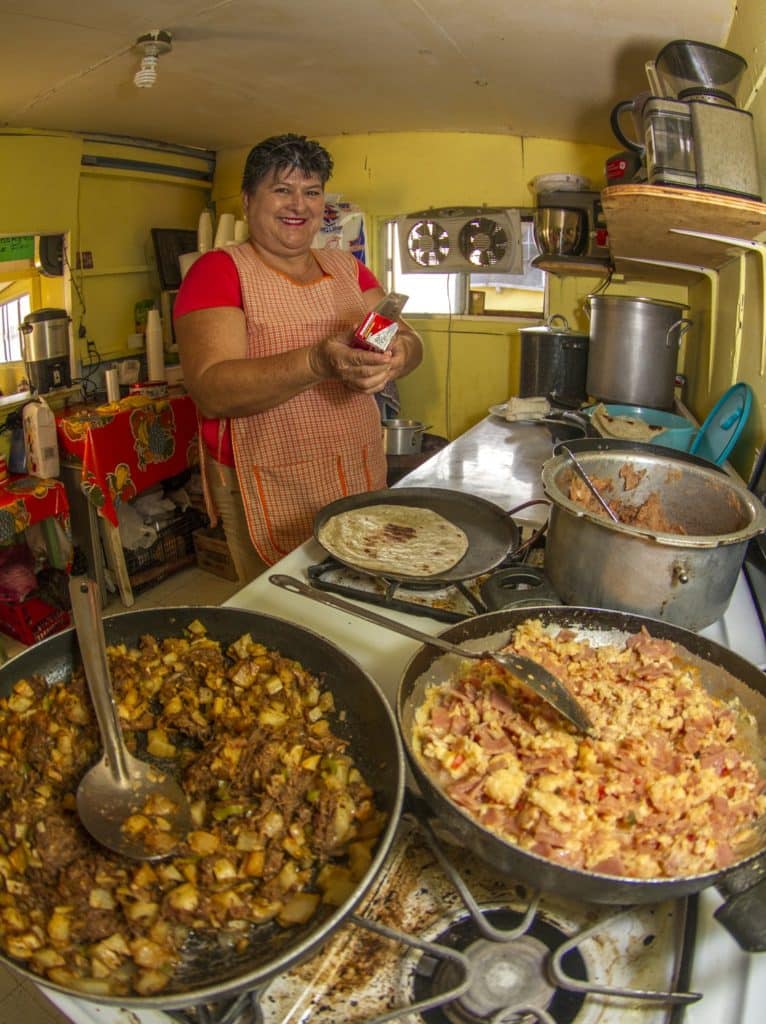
[69,577,192,860]
[270,574,593,733]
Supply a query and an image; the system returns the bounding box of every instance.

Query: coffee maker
[652,39,760,200]
[20,308,72,395]
[610,40,761,201]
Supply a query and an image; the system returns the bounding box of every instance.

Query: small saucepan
[381,419,431,455]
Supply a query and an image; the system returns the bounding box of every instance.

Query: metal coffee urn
[20,308,72,394]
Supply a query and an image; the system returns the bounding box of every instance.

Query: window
[0,293,30,361]
[387,217,545,316]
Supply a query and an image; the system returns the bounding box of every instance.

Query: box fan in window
[397,207,522,274]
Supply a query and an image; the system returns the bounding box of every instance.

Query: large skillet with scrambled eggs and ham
[398,605,766,947]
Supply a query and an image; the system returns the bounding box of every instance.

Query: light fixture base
[134,29,173,58]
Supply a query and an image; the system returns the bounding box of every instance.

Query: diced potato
[130,937,172,969]
[317,865,356,907]
[146,729,176,758]
[278,891,321,926]
[124,900,159,923]
[89,888,116,910]
[31,947,65,970]
[167,883,199,912]
[347,840,374,880]
[212,858,237,882]
[243,850,265,877]
[134,968,172,995]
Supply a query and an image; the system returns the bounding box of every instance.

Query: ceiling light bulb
[132,29,172,90]
[134,53,159,88]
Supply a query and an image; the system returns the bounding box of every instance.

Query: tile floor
[0,565,244,1024]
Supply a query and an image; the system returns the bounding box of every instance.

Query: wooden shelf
[530,255,612,278]
[602,184,766,280]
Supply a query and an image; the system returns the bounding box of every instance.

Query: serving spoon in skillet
[270,574,593,733]
[69,577,192,860]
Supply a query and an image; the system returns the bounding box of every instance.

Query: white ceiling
[0,1,736,154]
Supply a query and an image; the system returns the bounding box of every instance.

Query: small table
[0,474,71,568]
[56,393,199,606]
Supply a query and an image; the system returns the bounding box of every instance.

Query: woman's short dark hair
[241,134,334,193]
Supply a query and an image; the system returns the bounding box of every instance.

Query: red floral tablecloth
[0,475,70,544]
[56,394,199,527]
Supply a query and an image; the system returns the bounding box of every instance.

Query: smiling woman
[174,133,423,582]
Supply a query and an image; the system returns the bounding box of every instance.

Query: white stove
[39,416,766,1024]
[40,543,766,1024]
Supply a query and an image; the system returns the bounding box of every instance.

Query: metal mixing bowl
[533,207,586,256]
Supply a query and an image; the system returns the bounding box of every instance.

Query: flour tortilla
[317,504,470,577]
[591,403,665,442]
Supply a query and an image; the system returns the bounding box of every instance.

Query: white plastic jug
[23,397,60,479]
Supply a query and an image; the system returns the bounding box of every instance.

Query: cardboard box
[193,527,238,581]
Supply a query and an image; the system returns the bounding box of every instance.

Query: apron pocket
[247,447,377,562]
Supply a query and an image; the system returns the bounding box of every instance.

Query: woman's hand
[309,319,423,394]
[309,331,394,394]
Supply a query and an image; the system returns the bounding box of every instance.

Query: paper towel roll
[214,213,235,248]
[234,218,249,242]
[146,309,166,382]
[197,210,214,253]
[105,368,120,403]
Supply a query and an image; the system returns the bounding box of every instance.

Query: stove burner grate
[412,907,586,1024]
[306,534,549,623]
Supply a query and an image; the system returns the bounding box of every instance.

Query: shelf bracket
[670,228,766,377]
[618,257,719,391]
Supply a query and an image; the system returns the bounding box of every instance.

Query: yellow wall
[215,132,622,435]
[0,131,213,397]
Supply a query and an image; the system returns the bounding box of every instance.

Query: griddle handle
[714,875,766,952]
[269,574,472,656]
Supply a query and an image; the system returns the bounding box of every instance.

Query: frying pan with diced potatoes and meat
[0,606,404,1010]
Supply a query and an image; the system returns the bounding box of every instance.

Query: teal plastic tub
[588,404,697,452]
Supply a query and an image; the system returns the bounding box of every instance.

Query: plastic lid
[689,383,752,465]
[22,308,69,324]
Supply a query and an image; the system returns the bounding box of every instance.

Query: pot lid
[519,313,588,337]
[22,307,70,324]
[690,382,752,466]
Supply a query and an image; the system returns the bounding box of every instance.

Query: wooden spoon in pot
[69,577,192,860]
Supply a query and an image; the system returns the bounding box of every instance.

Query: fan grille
[406,220,450,267]
[459,217,509,268]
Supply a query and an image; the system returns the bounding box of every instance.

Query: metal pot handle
[665,317,694,348]
[546,313,570,331]
[715,867,766,952]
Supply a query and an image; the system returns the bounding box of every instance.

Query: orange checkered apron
[226,243,387,565]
